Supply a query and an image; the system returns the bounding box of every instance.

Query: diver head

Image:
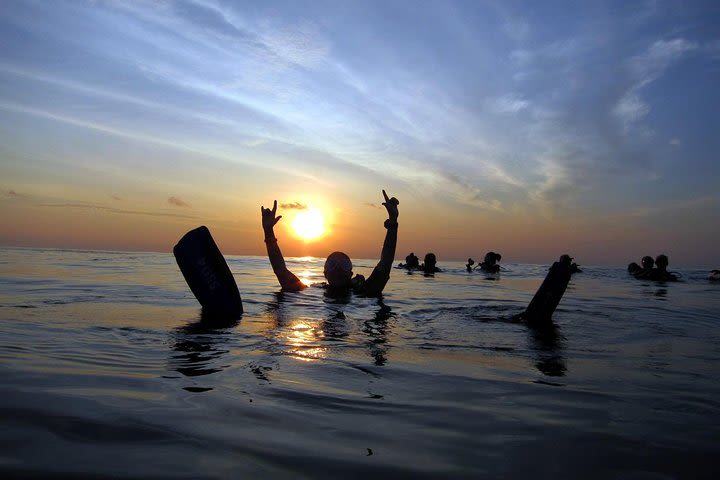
[324,251,353,288]
[655,254,669,271]
[424,253,437,271]
[641,256,654,270]
[559,254,573,265]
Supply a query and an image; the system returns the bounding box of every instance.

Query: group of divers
[173,190,720,324]
[398,251,581,275]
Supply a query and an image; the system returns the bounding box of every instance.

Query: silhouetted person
[478,251,502,273]
[518,255,572,326]
[399,252,420,269]
[421,253,440,273]
[645,254,678,281]
[466,258,475,272]
[628,255,654,276]
[559,254,582,274]
[261,190,399,297]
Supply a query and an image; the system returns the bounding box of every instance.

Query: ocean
[1,246,718,479]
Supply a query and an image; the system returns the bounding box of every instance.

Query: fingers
[382,189,398,206]
[272,199,277,215]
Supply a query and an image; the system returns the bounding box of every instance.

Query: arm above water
[365,190,399,297]
[261,200,305,292]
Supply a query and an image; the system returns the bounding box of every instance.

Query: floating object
[521,260,572,325]
[173,226,243,319]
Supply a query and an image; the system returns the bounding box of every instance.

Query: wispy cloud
[168,196,190,208]
[280,201,306,210]
[489,94,530,114]
[34,202,200,220]
[615,38,697,129]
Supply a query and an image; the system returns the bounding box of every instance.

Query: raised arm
[365,190,399,297]
[261,200,305,292]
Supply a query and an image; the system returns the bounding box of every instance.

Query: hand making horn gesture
[381,189,399,222]
[261,200,282,230]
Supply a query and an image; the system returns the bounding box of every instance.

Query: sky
[0,0,718,266]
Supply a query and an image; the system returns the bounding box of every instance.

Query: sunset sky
[1,0,718,266]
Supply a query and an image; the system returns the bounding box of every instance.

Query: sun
[291,208,326,241]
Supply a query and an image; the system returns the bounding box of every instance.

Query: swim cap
[324,251,352,276]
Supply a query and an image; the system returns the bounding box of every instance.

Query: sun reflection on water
[286,320,327,362]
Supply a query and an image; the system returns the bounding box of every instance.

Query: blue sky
[0,0,718,265]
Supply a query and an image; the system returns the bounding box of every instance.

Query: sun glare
[291,208,326,241]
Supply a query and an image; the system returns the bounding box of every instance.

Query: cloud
[613,93,651,126]
[630,39,698,86]
[280,201,307,210]
[615,38,697,128]
[490,94,530,114]
[3,190,20,198]
[364,203,383,210]
[168,196,190,207]
[111,194,123,200]
[34,202,200,220]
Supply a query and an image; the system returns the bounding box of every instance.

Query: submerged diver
[478,251,502,273]
[261,190,399,297]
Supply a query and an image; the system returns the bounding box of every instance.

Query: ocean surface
[1,246,718,479]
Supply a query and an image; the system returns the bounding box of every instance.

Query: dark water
[1,247,718,478]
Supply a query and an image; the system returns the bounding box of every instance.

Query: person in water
[646,254,678,281]
[261,190,399,297]
[628,256,654,276]
[466,258,475,272]
[559,254,582,274]
[421,253,441,273]
[629,254,678,281]
[478,251,502,273]
[398,252,420,270]
[709,270,720,281]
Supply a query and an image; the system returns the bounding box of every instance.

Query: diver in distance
[398,252,420,270]
[629,254,678,281]
[466,258,475,272]
[558,254,582,274]
[261,190,399,297]
[628,255,654,277]
[645,254,679,281]
[421,253,441,274]
[477,251,502,273]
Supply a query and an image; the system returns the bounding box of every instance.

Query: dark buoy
[173,226,243,319]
